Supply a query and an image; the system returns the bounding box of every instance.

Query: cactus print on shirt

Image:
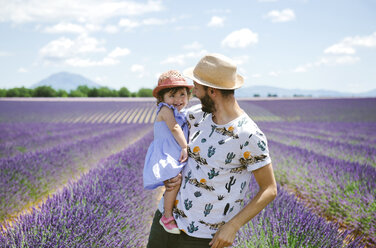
[158,104,272,239]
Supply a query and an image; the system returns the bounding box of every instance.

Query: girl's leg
[163,184,180,218]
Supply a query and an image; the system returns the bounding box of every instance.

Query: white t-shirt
[158,104,272,238]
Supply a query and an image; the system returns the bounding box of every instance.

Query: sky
[0,0,375,93]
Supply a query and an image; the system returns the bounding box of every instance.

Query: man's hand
[163,174,182,191]
[209,222,238,248]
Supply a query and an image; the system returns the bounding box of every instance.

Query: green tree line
[0,85,153,97]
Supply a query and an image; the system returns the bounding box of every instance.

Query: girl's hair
[156,87,192,105]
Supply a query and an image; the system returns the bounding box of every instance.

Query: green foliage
[118,87,131,97]
[97,87,118,97]
[69,89,86,97]
[0,89,6,97]
[77,85,90,95]
[56,89,68,97]
[33,86,56,97]
[88,88,99,97]
[2,85,152,97]
[16,146,27,153]
[5,87,33,97]
[137,88,153,97]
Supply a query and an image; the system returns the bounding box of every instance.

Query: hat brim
[152,84,194,98]
[183,67,244,90]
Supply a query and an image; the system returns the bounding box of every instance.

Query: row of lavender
[263,123,376,166]
[0,123,132,158]
[0,122,152,223]
[240,98,376,246]
[1,98,374,246]
[0,100,156,124]
[0,100,155,224]
[0,134,158,247]
[0,133,363,247]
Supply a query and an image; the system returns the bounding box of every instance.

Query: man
[147,53,277,248]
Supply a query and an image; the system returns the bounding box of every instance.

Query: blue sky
[0,0,375,93]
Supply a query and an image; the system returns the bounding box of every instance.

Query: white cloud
[324,43,356,55]
[232,55,249,65]
[183,41,203,50]
[94,76,107,83]
[330,56,360,65]
[221,28,258,48]
[118,17,174,30]
[142,18,172,26]
[131,64,146,78]
[18,67,28,73]
[293,56,360,73]
[252,74,262,78]
[131,64,145,73]
[258,0,278,2]
[207,9,231,14]
[264,9,295,23]
[269,71,281,77]
[108,47,130,58]
[43,22,85,33]
[294,33,375,72]
[161,50,208,65]
[293,66,307,73]
[118,18,140,29]
[324,32,376,55]
[155,72,162,79]
[65,57,118,67]
[39,37,76,59]
[0,51,11,56]
[38,34,130,67]
[0,0,164,23]
[208,16,225,27]
[104,25,118,34]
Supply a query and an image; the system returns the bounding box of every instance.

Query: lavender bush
[0,123,152,223]
[0,123,132,158]
[0,134,158,247]
[1,134,364,248]
[264,126,376,166]
[235,181,364,248]
[1,98,374,247]
[268,140,376,244]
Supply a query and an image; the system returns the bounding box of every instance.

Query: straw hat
[152,70,194,98]
[183,53,244,90]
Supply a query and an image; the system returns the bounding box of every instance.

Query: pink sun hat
[152,70,194,98]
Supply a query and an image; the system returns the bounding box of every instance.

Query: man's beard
[199,92,216,113]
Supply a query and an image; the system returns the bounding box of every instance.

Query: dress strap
[156,102,187,124]
[156,102,176,115]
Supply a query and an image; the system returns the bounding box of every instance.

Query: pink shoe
[159,215,181,234]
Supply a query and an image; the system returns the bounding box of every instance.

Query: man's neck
[212,97,244,125]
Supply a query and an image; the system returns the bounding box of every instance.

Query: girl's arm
[159,106,188,162]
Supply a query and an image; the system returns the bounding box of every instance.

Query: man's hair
[203,85,234,98]
[156,87,192,105]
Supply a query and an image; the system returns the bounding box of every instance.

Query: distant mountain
[31,72,103,91]
[235,85,376,98]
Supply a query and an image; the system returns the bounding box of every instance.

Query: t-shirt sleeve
[241,129,272,172]
[186,104,203,125]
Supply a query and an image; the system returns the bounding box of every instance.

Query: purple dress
[143,102,189,190]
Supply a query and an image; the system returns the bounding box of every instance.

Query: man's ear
[208,87,216,96]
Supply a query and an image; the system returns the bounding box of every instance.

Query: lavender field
[0,98,375,247]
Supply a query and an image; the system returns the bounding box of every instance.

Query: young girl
[143,70,193,234]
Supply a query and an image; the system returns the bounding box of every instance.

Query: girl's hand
[179,147,188,162]
[164,174,182,191]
